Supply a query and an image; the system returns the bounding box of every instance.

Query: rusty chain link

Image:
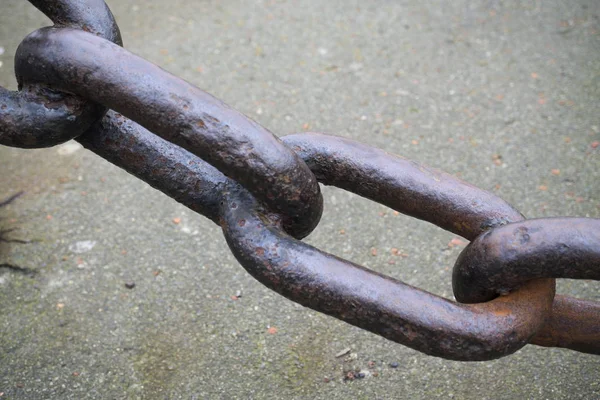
[1,0,598,361]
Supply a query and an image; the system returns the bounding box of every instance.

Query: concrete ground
[1,0,599,398]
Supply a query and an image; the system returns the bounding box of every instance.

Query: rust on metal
[282,133,525,240]
[453,218,600,303]
[0,0,121,148]
[77,116,560,360]
[220,136,556,361]
[453,218,600,355]
[220,192,554,360]
[0,0,598,362]
[77,111,228,223]
[12,27,322,239]
[531,295,600,355]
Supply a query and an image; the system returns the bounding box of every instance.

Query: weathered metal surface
[0,0,121,148]
[220,185,555,361]
[76,115,557,360]
[532,296,600,355]
[12,27,322,239]
[1,0,598,361]
[453,218,600,303]
[77,121,600,358]
[282,133,524,240]
[77,111,227,224]
[452,218,600,355]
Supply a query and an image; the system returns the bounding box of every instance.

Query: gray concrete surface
[1,0,599,399]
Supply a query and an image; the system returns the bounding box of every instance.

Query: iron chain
[1,0,598,361]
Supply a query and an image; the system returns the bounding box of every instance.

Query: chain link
[0,0,121,148]
[1,0,598,361]
[12,26,323,239]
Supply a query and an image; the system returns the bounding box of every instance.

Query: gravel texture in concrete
[0,0,599,399]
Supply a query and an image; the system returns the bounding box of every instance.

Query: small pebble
[124,282,136,289]
[335,347,351,358]
[390,361,399,368]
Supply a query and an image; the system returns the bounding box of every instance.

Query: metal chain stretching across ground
[1,0,598,364]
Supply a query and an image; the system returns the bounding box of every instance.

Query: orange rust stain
[205,115,220,124]
[493,308,511,317]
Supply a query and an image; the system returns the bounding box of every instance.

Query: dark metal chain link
[1,0,598,361]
